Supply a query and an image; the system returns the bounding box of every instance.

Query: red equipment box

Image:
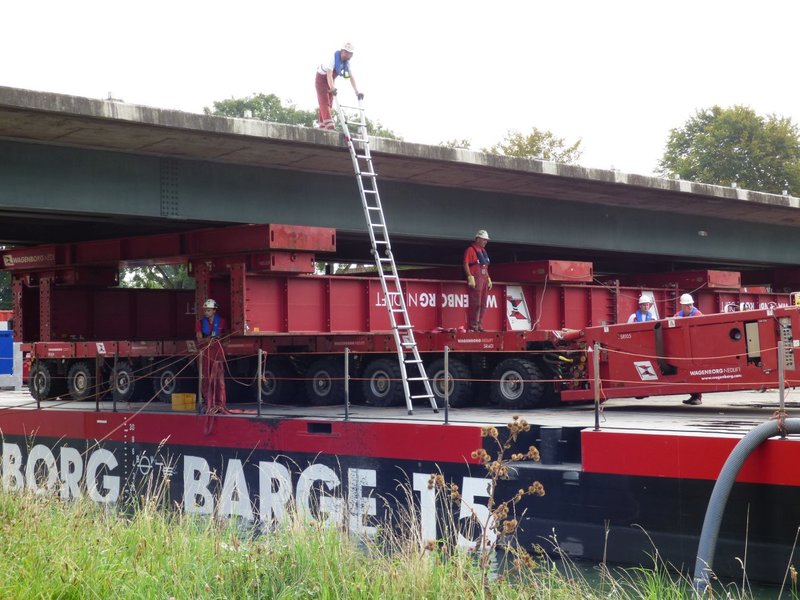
[606,269,742,290]
[184,224,335,255]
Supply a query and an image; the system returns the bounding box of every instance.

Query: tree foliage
[366,119,401,140]
[205,93,317,126]
[0,271,10,310]
[658,105,800,195]
[121,265,194,290]
[483,128,582,164]
[439,139,473,150]
[205,92,401,139]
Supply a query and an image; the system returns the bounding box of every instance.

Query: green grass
[0,490,785,599]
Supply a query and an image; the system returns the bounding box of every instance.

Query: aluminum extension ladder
[334,96,437,415]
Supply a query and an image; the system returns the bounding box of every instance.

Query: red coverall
[196,316,227,413]
[315,72,336,130]
[464,243,490,331]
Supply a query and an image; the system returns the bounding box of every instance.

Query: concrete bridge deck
[1,86,799,271]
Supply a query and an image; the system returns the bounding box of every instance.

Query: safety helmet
[679,293,694,305]
[342,42,354,53]
[638,295,653,305]
[475,229,490,240]
[203,299,218,309]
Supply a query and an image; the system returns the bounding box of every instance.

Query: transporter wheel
[67,361,95,401]
[110,361,137,403]
[490,358,545,409]
[260,358,300,405]
[151,364,181,402]
[426,358,474,408]
[29,361,65,401]
[362,358,405,407]
[304,358,346,406]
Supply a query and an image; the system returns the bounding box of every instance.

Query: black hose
[693,418,800,593]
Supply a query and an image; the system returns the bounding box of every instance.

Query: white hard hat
[679,293,694,305]
[342,42,354,53]
[475,229,490,240]
[203,299,218,309]
[638,295,653,305]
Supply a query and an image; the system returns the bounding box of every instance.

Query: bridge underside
[0,139,796,274]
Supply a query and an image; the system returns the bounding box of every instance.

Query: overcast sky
[4,1,798,175]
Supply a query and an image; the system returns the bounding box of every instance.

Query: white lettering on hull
[2,442,119,502]
[0,442,493,545]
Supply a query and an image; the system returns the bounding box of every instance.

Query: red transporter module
[2,223,797,411]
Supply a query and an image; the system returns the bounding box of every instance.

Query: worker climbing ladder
[334,97,437,415]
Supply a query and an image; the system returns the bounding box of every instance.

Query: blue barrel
[0,330,11,375]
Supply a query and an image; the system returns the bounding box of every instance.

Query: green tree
[439,139,473,150]
[0,271,10,310]
[205,93,317,126]
[657,105,800,195]
[205,92,401,139]
[366,119,401,140]
[121,265,194,290]
[483,128,582,164]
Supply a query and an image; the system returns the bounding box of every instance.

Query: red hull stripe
[582,430,800,486]
[0,410,483,465]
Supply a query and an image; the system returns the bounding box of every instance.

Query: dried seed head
[527,446,541,461]
[529,481,545,497]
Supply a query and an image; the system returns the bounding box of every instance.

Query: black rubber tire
[29,361,65,401]
[110,361,137,403]
[260,358,300,405]
[490,358,545,409]
[304,358,346,406]
[151,364,181,402]
[67,361,95,401]
[362,358,405,407]
[426,357,474,408]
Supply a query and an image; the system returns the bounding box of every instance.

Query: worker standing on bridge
[464,230,492,332]
[196,299,228,414]
[675,293,704,406]
[627,295,656,323]
[315,42,363,130]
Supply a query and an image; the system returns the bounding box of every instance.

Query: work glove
[468,275,476,288]
[330,88,338,96]
[357,93,365,100]
[487,277,493,291]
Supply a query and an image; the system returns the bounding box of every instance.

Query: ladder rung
[351,138,368,143]
[395,325,413,330]
[340,105,364,111]
[404,359,423,364]
[411,394,434,400]
[355,154,369,159]
[401,341,416,347]
[363,190,378,194]
[358,172,377,178]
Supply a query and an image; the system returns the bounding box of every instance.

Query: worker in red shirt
[463,230,492,332]
[674,293,704,406]
[196,299,227,413]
